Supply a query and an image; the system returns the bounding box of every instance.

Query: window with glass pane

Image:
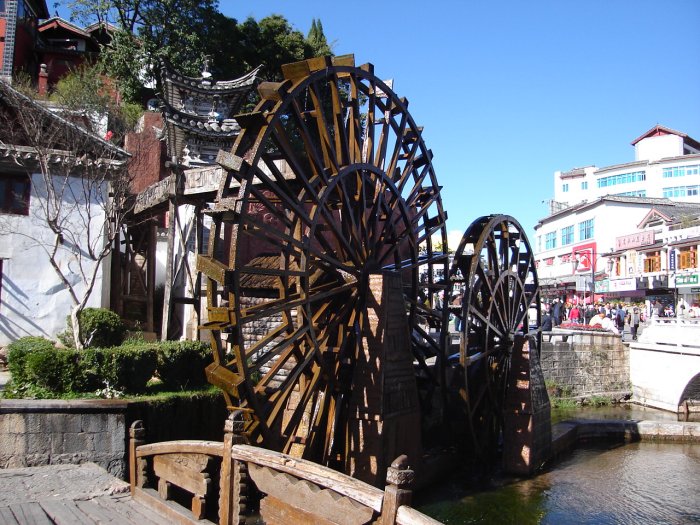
[0,174,31,215]
[545,232,556,250]
[578,219,594,240]
[561,225,574,245]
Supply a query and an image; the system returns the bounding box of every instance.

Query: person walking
[629,305,641,340]
[615,303,626,331]
[552,299,562,326]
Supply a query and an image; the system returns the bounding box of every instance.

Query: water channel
[416,406,700,524]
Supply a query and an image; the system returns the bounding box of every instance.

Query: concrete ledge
[0,399,128,413]
[552,418,700,455]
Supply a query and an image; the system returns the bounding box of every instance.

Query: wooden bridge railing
[129,415,441,525]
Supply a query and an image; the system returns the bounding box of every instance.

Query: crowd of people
[539,298,647,339]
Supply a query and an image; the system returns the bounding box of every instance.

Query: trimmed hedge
[59,307,126,348]
[156,341,211,389]
[7,337,57,387]
[81,345,158,393]
[5,337,211,397]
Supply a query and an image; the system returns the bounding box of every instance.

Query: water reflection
[551,404,700,424]
[417,442,700,524]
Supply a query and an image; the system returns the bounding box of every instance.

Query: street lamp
[572,250,614,305]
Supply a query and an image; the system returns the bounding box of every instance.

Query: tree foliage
[65,1,334,101]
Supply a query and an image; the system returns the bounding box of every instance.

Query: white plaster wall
[535,201,652,281]
[0,172,109,345]
[635,134,684,162]
[553,166,597,206]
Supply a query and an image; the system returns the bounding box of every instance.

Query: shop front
[674,273,700,315]
[606,276,646,302]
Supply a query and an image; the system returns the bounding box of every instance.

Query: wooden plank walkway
[0,463,196,525]
[0,494,179,525]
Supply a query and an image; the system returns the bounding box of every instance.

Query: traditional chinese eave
[0,80,130,162]
[159,59,262,121]
[0,143,128,172]
[159,60,261,166]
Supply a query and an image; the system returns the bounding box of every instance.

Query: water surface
[417,442,700,524]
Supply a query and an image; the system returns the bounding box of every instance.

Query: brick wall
[540,331,630,399]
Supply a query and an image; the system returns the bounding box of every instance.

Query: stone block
[0,414,26,435]
[62,432,95,454]
[46,413,82,433]
[81,413,109,433]
[26,431,51,455]
[25,454,50,467]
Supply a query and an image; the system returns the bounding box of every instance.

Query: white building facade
[552,126,700,209]
[536,125,700,314]
[0,172,112,344]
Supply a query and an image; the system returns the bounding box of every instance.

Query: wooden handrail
[230,443,385,512]
[135,440,225,458]
[128,417,440,525]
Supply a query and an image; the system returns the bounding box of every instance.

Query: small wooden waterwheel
[198,55,450,468]
[448,215,541,459]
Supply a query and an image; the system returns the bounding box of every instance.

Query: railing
[129,415,441,525]
[635,316,700,353]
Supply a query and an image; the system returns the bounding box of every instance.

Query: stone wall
[540,330,630,399]
[0,393,227,479]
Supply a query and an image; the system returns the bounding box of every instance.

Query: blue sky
[59,0,700,245]
[218,0,700,244]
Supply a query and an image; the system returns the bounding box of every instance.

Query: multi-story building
[535,196,700,308]
[551,125,700,210]
[536,124,700,313]
[0,0,49,83]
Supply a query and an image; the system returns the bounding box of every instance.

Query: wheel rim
[203,57,449,466]
[450,215,541,460]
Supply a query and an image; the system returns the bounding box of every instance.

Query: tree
[66,1,335,99]
[307,18,332,57]
[0,80,132,349]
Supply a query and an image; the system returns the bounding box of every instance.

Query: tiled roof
[0,80,129,162]
[38,17,92,38]
[631,124,700,150]
[159,60,261,163]
[536,195,700,227]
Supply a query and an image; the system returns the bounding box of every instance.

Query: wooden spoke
[449,215,540,462]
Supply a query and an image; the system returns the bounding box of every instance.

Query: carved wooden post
[129,420,146,494]
[219,411,249,525]
[380,455,414,525]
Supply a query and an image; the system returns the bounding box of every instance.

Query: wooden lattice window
[679,248,697,270]
[644,252,661,273]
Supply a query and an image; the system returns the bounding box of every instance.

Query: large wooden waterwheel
[449,215,541,460]
[198,55,450,468]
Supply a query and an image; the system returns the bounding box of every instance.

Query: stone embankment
[540,329,630,400]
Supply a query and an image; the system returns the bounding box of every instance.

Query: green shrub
[7,336,57,387]
[88,345,157,393]
[24,348,85,394]
[156,341,212,389]
[59,308,126,348]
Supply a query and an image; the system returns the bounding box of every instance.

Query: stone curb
[551,418,700,458]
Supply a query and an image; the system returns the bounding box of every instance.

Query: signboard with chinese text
[676,274,699,286]
[609,278,637,292]
[669,250,676,271]
[615,230,655,251]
